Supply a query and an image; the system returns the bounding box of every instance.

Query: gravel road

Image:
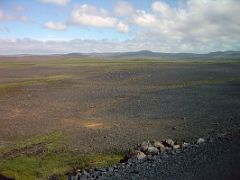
[71,133,240,180]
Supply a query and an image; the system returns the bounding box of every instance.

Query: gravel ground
[1,61,240,153]
[70,133,240,180]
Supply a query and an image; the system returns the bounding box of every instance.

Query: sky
[0,0,240,54]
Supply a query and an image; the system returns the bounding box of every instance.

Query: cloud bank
[44,21,67,31]
[39,0,70,6]
[0,36,239,55]
[70,4,129,33]
[1,0,240,54]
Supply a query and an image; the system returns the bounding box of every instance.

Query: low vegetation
[0,57,240,179]
[0,132,123,179]
[0,74,73,92]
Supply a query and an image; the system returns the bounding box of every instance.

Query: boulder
[182,142,190,148]
[126,150,147,160]
[173,144,180,150]
[197,138,205,144]
[135,150,147,160]
[152,141,165,152]
[139,141,151,152]
[163,139,175,147]
[146,146,159,155]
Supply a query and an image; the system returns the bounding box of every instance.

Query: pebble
[197,138,206,144]
[182,142,190,148]
[107,167,114,172]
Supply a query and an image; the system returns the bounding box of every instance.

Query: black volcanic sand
[98,133,240,180]
[0,58,240,153]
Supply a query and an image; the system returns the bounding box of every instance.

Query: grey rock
[197,138,206,144]
[173,144,180,150]
[164,139,175,147]
[135,150,147,160]
[153,141,165,152]
[182,142,190,148]
[139,141,151,152]
[147,146,159,155]
[107,167,114,172]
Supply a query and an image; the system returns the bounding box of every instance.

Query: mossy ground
[0,132,123,179]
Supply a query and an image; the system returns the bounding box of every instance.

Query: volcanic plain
[0,56,240,179]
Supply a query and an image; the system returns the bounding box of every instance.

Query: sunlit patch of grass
[0,132,65,159]
[0,132,123,179]
[68,153,123,170]
[0,63,36,69]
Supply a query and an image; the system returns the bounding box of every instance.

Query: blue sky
[0,0,240,54]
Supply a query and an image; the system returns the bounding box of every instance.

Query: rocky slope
[69,132,240,180]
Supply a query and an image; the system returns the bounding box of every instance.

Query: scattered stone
[163,139,175,147]
[217,133,227,138]
[153,141,165,152]
[175,149,182,154]
[47,174,59,180]
[76,169,81,173]
[82,170,90,176]
[139,141,150,152]
[197,138,205,144]
[182,142,190,148]
[146,146,159,155]
[165,147,173,154]
[107,167,114,172]
[173,144,180,150]
[68,136,213,179]
[134,150,147,160]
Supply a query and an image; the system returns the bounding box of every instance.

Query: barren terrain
[0,57,240,179]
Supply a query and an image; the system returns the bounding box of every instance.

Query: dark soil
[0,58,240,153]
[0,143,47,160]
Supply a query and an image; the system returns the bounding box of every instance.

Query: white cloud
[71,5,116,27]
[132,10,156,27]
[152,1,175,17]
[131,0,240,51]
[114,1,134,16]
[39,0,70,5]
[70,4,129,33]
[116,22,129,33]
[1,36,239,55]
[1,0,240,54]
[44,21,67,31]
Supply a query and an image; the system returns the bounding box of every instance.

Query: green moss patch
[0,132,123,179]
[0,74,73,92]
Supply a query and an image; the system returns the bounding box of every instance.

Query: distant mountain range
[1,50,240,60]
[65,50,240,60]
